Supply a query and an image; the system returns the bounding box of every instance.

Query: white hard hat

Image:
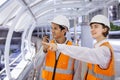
[51,15,70,30]
[90,15,110,28]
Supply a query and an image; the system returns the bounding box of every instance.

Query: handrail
[9,54,22,66]
[0,67,5,74]
[0,53,22,75]
[3,52,35,80]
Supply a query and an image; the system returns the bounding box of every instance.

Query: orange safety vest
[41,40,75,80]
[85,42,115,80]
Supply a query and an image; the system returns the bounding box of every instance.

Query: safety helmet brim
[90,15,110,29]
[51,15,70,30]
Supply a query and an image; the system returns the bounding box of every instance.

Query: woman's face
[90,23,107,39]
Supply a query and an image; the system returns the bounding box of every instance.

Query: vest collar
[94,39,108,48]
[54,37,68,44]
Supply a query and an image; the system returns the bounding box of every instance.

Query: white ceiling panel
[0,0,119,31]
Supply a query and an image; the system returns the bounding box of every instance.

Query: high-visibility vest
[41,40,75,80]
[85,42,115,80]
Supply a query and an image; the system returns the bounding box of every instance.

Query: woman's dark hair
[100,23,110,37]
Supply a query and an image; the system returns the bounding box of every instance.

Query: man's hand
[42,35,49,43]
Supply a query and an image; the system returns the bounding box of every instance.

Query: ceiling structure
[0,0,119,31]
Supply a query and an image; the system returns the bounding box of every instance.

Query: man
[40,15,81,80]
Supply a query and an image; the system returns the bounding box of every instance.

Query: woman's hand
[42,41,57,51]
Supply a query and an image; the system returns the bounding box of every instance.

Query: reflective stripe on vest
[43,66,74,74]
[42,55,74,74]
[68,57,74,70]
[88,64,115,80]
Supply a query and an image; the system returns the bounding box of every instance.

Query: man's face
[51,23,65,39]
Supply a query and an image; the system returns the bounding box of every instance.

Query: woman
[42,15,115,80]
